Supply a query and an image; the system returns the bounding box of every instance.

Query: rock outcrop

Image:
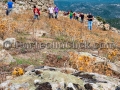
[0,49,16,65]
[0,66,120,90]
[15,0,54,11]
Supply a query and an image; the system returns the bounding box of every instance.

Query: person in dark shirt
[87,13,94,30]
[80,13,84,23]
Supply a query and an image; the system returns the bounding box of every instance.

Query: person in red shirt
[73,12,76,19]
[33,5,40,20]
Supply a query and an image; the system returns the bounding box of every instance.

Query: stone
[16,1,26,5]
[67,83,76,90]
[9,82,29,90]
[29,30,48,37]
[104,24,110,30]
[0,66,119,90]
[84,83,93,90]
[0,80,11,89]
[15,0,54,11]
[0,49,16,65]
[25,65,35,72]
[34,79,41,86]
[108,62,120,74]
[0,40,3,46]
[3,38,16,49]
[6,76,13,80]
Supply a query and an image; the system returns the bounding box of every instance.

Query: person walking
[80,13,84,23]
[87,13,94,30]
[54,5,59,19]
[73,12,76,19]
[6,0,14,15]
[48,5,54,19]
[33,5,40,20]
[76,13,79,21]
[69,11,73,19]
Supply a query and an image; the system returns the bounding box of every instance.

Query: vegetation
[0,10,120,78]
[96,16,106,24]
[69,52,113,76]
[106,18,120,29]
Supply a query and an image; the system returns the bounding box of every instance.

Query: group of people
[68,11,85,23]
[33,5,59,20]
[64,11,94,30]
[5,0,93,30]
[5,0,59,20]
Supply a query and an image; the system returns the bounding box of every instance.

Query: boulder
[104,24,110,30]
[0,49,16,65]
[25,65,35,72]
[3,38,16,49]
[108,62,120,74]
[0,68,84,90]
[0,66,120,90]
[29,30,48,37]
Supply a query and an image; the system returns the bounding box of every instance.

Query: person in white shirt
[48,5,54,19]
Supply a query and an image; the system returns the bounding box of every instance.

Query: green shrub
[96,16,106,24]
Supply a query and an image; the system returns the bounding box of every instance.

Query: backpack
[34,8,39,15]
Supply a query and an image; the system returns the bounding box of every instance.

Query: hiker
[6,0,14,15]
[87,13,94,30]
[76,13,79,21]
[48,5,54,19]
[69,11,73,19]
[54,5,59,19]
[73,12,76,19]
[33,5,40,20]
[80,13,84,23]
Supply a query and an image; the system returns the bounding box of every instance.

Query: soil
[44,54,69,67]
[35,82,52,90]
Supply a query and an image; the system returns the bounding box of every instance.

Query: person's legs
[34,15,36,19]
[6,9,9,15]
[49,13,53,19]
[90,21,93,30]
[55,12,58,19]
[88,21,90,30]
[34,15,39,20]
[70,16,72,19]
[6,8,12,15]
[88,21,93,30]
[36,15,39,20]
[51,13,54,18]
[49,13,51,19]
[81,18,83,23]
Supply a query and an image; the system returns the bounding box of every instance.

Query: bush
[96,16,106,24]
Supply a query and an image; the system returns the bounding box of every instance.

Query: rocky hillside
[0,0,120,90]
[16,0,54,10]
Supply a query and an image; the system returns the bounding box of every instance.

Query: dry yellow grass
[0,10,120,77]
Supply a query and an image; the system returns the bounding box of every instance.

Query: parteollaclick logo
[3,41,12,50]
